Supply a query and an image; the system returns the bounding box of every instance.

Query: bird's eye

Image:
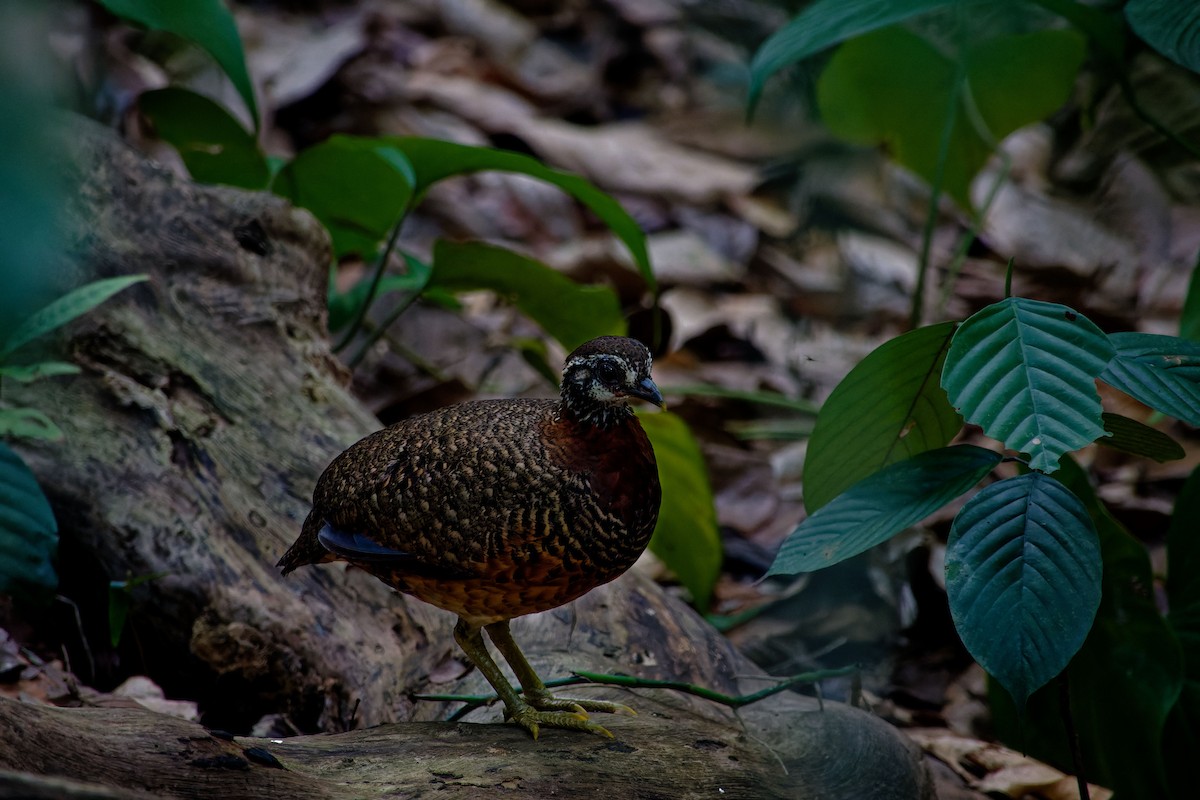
[593,360,624,383]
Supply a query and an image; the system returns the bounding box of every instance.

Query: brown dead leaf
[974,128,1143,309]
[648,229,745,285]
[238,8,370,109]
[112,675,200,721]
[0,651,78,707]
[909,728,1113,800]
[435,0,593,100]
[405,73,757,203]
[517,119,758,204]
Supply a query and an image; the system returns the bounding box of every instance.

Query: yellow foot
[504,703,614,739]
[523,690,637,718]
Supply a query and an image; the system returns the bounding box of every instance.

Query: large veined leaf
[428,241,625,352]
[816,26,1084,208]
[1099,412,1184,463]
[1,274,148,357]
[0,442,57,592]
[96,0,258,127]
[946,472,1101,708]
[273,137,415,259]
[1100,332,1200,427]
[942,297,1113,472]
[386,138,654,292]
[139,88,268,189]
[991,458,1180,798]
[769,445,1001,576]
[1064,459,1180,798]
[804,321,960,512]
[638,411,721,609]
[746,0,982,112]
[1126,0,1200,75]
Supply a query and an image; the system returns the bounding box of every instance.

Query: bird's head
[560,336,664,428]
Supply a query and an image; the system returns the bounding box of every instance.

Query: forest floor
[5,2,1200,799]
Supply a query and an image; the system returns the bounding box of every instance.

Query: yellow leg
[484,621,636,726]
[454,618,610,739]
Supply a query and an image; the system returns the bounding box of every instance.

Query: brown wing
[305,399,570,579]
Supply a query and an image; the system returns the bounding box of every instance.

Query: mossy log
[4,118,932,799]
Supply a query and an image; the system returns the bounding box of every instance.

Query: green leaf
[661,385,818,414]
[966,29,1087,142]
[1166,463,1200,799]
[428,241,625,352]
[96,0,258,128]
[327,258,431,332]
[941,297,1113,472]
[1183,256,1200,342]
[387,138,655,292]
[1168,463,1200,631]
[1126,0,1200,75]
[273,136,415,259]
[1065,459,1180,798]
[638,411,721,609]
[1,274,148,357]
[815,27,1084,208]
[108,583,132,649]
[0,441,58,593]
[1028,0,1125,61]
[804,321,961,512]
[109,571,167,647]
[990,457,1180,798]
[0,408,63,441]
[725,418,815,441]
[1101,332,1200,426]
[1099,412,1184,462]
[747,0,980,112]
[139,88,268,189]
[0,362,81,383]
[512,337,559,387]
[768,445,1001,576]
[946,472,1101,708]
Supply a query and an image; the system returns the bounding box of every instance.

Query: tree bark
[4,118,932,799]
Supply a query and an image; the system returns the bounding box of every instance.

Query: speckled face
[560,337,662,428]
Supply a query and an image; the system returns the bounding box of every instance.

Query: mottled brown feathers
[278,337,662,626]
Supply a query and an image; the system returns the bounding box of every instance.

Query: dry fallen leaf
[908,728,1113,800]
[112,675,200,721]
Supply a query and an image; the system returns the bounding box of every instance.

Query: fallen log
[3,117,932,799]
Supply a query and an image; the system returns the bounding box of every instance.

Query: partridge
[279,336,663,738]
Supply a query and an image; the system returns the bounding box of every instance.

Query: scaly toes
[563,698,636,717]
[508,704,613,739]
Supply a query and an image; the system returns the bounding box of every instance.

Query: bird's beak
[628,377,665,407]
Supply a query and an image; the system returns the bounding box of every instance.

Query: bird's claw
[524,691,637,717]
[507,704,612,740]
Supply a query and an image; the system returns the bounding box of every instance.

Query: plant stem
[911,44,968,330]
[1120,76,1200,162]
[346,290,422,370]
[1058,671,1090,800]
[414,664,860,717]
[333,216,408,354]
